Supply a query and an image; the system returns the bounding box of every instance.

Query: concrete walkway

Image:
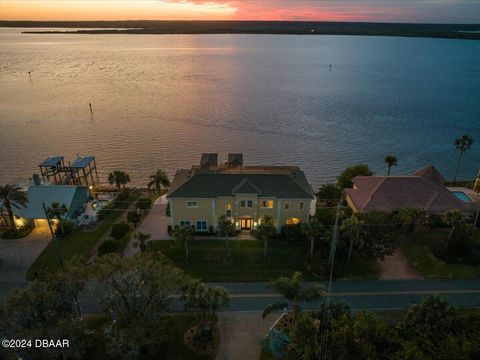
[377,249,423,280]
[217,312,275,360]
[123,195,170,257]
[0,227,50,283]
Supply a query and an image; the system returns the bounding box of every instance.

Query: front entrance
[240,218,252,230]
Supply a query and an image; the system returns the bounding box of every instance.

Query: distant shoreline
[1,20,479,40]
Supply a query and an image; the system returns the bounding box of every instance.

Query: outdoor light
[235,221,239,226]
[253,221,257,226]
[89,185,93,190]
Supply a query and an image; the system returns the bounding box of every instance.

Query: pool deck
[447,186,480,202]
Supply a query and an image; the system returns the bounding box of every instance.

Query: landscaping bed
[83,313,214,360]
[399,230,480,279]
[1,225,33,239]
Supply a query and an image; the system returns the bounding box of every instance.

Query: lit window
[225,204,232,217]
[287,218,300,225]
[186,201,198,208]
[196,221,208,231]
[180,220,191,228]
[299,202,304,210]
[260,200,274,208]
[284,202,290,210]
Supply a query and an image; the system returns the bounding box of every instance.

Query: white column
[276,199,282,233]
[211,199,217,231]
[169,200,174,227]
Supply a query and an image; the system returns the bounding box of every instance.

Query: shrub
[98,238,120,256]
[281,224,304,240]
[55,221,74,238]
[127,210,141,226]
[167,225,173,236]
[96,208,108,221]
[136,197,152,210]
[111,222,131,240]
[432,242,480,265]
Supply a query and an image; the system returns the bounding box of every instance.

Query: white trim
[186,201,198,208]
[195,220,208,231]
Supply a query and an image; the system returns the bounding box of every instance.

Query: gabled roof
[167,166,315,199]
[232,178,262,195]
[413,165,445,184]
[13,185,89,219]
[345,166,474,213]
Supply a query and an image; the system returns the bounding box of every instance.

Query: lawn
[399,230,480,279]
[84,313,213,360]
[149,239,378,282]
[27,193,138,280]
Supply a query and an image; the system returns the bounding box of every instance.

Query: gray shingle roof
[167,169,315,199]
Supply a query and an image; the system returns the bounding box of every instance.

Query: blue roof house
[13,185,90,227]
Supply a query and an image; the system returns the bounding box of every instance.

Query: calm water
[1,28,479,188]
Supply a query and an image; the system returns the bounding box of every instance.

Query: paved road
[1,279,479,313]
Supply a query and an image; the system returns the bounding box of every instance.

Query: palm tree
[396,207,426,240]
[0,184,28,230]
[453,135,474,183]
[340,214,364,263]
[136,231,151,252]
[147,170,170,193]
[301,219,322,261]
[108,170,131,189]
[255,216,276,260]
[218,215,235,259]
[47,202,68,236]
[443,210,464,246]
[384,155,398,176]
[172,226,194,259]
[262,272,324,321]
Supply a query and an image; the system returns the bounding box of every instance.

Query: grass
[83,313,213,360]
[27,193,138,280]
[149,239,378,282]
[399,230,480,279]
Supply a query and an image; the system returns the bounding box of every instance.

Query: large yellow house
[166,154,316,233]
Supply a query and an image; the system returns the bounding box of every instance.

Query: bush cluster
[111,222,132,240]
[136,197,152,210]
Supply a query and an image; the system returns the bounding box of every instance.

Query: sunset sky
[1,0,479,23]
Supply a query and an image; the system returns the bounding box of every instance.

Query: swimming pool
[451,191,472,202]
[91,199,110,211]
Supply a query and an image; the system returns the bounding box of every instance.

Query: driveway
[123,195,170,257]
[216,312,275,360]
[0,227,50,283]
[377,249,423,280]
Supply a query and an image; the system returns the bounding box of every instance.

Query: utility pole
[42,202,64,269]
[475,201,480,228]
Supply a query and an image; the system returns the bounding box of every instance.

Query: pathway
[377,249,423,280]
[216,312,275,360]
[123,195,170,257]
[0,227,50,284]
